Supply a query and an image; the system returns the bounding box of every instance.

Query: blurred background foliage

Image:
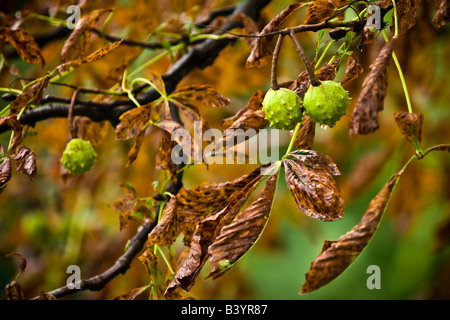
[0,0,449,299]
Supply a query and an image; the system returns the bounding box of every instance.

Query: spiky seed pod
[303,80,350,128]
[262,88,303,130]
[61,138,97,175]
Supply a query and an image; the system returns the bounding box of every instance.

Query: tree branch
[0,0,270,134]
[27,0,271,299]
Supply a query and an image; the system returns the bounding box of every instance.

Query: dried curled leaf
[110,184,152,230]
[394,111,424,150]
[300,172,402,294]
[37,291,57,300]
[111,286,149,300]
[6,252,27,275]
[349,40,394,135]
[115,103,153,141]
[293,59,340,93]
[291,115,316,150]
[341,52,364,84]
[170,85,231,108]
[221,89,267,130]
[126,129,146,167]
[164,167,269,295]
[395,0,422,37]
[12,145,36,180]
[61,8,113,62]
[304,0,336,25]
[10,76,49,116]
[155,130,179,182]
[5,281,24,300]
[283,150,343,221]
[0,27,45,66]
[246,3,306,68]
[0,117,22,151]
[207,173,279,279]
[0,157,12,192]
[432,0,450,28]
[147,165,268,247]
[58,40,122,73]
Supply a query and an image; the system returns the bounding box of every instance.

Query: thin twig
[68,89,80,139]
[289,30,320,87]
[271,34,285,90]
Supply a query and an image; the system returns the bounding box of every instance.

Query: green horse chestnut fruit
[303,80,350,128]
[61,138,97,175]
[262,88,303,130]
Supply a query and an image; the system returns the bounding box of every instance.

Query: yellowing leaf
[0,27,44,66]
[61,8,113,62]
[304,0,335,25]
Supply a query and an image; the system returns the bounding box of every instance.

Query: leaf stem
[271,34,285,90]
[285,121,302,155]
[315,41,333,70]
[392,0,399,39]
[381,30,413,113]
[289,30,320,86]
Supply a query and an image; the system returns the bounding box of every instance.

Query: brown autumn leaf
[342,52,364,84]
[73,117,109,146]
[126,129,146,167]
[164,286,196,300]
[293,59,340,93]
[303,0,336,25]
[37,291,57,300]
[147,164,268,247]
[110,183,152,230]
[291,115,316,150]
[395,0,422,37]
[0,157,12,192]
[58,40,122,73]
[170,85,231,109]
[246,3,306,68]
[0,117,22,152]
[139,247,159,278]
[111,286,149,300]
[221,89,266,129]
[232,13,260,45]
[12,145,36,180]
[359,24,376,48]
[283,150,344,221]
[316,58,341,81]
[394,111,424,150]
[115,102,154,141]
[432,0,450,28]
[300,172,402,294]
[164,167,269,295]
[155,130,179,181]
[349,40,394,135]
[0,27,45,66]
[61,8,113,62]
[6,252,27,275]
[10,76,49,116]
[5,281,24,300]
[207,173,279,279]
